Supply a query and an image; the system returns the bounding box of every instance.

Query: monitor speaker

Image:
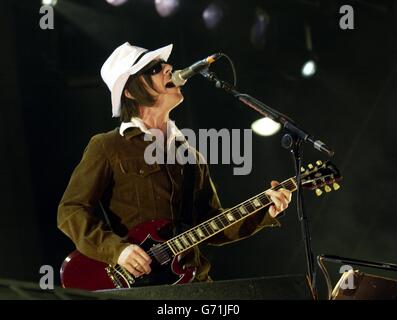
[332,270,397,300]
[0,275,313,300]
[95,275,313,300]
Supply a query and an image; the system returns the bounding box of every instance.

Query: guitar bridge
[105,265,135,289]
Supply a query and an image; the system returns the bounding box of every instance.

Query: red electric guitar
[61,160,341,291]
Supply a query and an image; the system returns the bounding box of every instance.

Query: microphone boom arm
[199,69,334,157]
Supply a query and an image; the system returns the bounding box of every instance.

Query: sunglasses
[141,59,167,76]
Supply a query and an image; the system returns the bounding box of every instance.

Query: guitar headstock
[301,160,342,196]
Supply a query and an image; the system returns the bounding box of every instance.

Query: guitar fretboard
[165,177,297,255]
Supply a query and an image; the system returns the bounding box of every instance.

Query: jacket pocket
[119,158,161,177]
[117,158,161,212]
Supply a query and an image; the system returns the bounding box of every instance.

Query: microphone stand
[200,69,335,299]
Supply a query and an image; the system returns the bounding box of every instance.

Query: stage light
[250,8,269,48]
[301,59,316,78]
[106,0,128,6]
[42,0,57,6]
[155,0,180,17]
[278,23,319,81]
[251,117,281,137]
[202,3,223,30]
[301,24,317,78]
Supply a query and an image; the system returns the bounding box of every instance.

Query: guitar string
[114,180,296,273]
[168,180,296,255]
[114,179,297,273]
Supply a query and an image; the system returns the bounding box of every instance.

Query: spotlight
[301,24,317,78]
[202,3,223,30]
[155,0,180,17]
[251,117,281,137]
[250,8,269,48]
[278,23,318,80]
[301,59,316,78]
[42,0,57,6]
[106,0,128,6]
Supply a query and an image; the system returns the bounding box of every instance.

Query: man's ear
[124,89,134,100]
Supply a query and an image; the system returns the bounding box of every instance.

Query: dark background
[1,0,396,299]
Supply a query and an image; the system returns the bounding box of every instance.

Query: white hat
[101,42,173,117]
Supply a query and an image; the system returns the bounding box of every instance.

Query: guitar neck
[166,177,297,255]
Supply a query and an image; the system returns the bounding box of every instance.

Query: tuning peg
[315,188,323,196]
[316,160,323,166]
[308,163,314,170]
[324,185,332,193]
[333,182,340,190]
[301,167,306,173]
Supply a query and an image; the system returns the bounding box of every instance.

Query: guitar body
[60,219,196,291]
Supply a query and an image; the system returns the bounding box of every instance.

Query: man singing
[57,42,291,285]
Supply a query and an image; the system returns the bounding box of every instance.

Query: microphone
[171,53,222,87]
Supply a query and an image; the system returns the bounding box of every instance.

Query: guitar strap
[98,185,128,237]
[99,201,113,232]
[173,162,196,237]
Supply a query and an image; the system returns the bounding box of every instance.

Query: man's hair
[119,71,157,122]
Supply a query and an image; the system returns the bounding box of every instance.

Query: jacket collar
[122,126,144,140]
[119,118,186,144]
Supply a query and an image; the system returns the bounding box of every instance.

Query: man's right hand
[117,244,152,277]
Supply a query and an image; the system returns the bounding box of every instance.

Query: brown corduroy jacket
[57,127,280,281]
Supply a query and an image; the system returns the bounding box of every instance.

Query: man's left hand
[266,180,292,218]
